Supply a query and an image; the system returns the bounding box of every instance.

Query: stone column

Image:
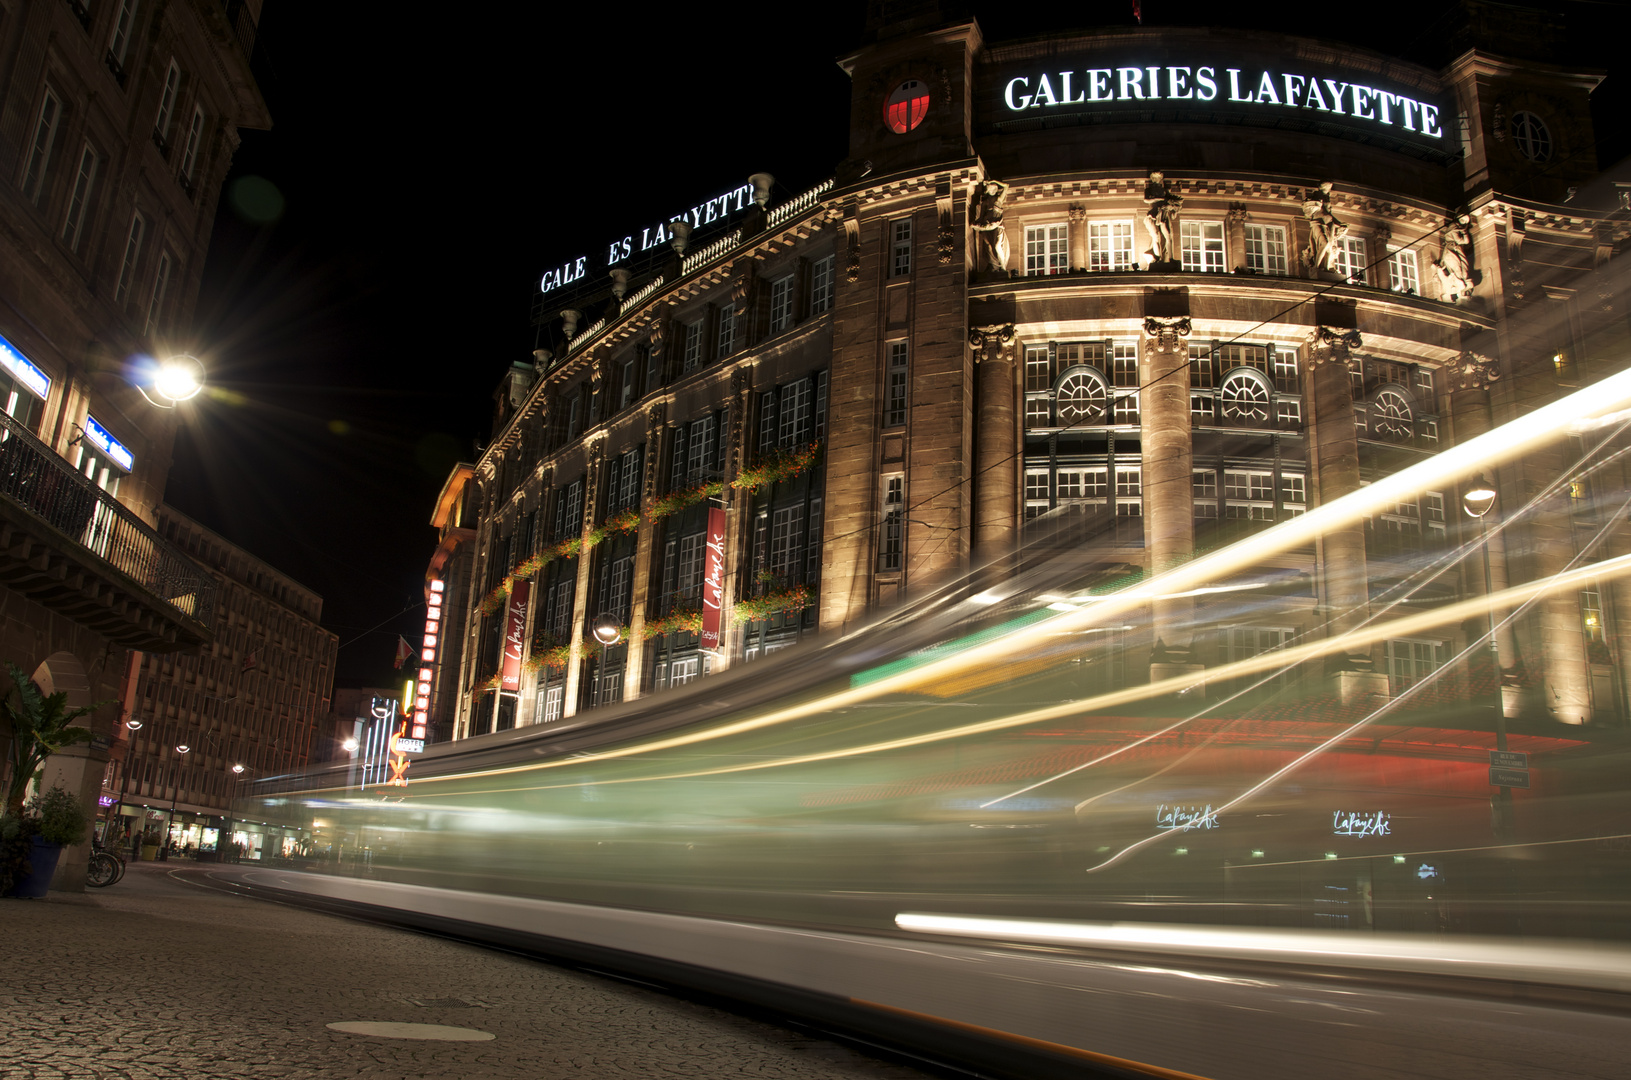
[1141,314,1201,681]
[1306,326,1387,704]
[971,324,1017,554]
[562,438,604,717]
[1225,203,1247,273]
[623,404,666,699]
[1068,204,1087,272]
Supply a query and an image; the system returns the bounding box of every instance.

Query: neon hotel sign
[1002,61,1445,141]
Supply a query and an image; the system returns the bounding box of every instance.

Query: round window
[885,80,930,134]
[1219,371,1271,426]
[1510,111,1551,163]
[1056,370,1108,424]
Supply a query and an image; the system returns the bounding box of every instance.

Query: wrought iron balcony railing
[0,410,215,630]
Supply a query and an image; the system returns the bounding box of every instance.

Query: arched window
[1055,367,1108,425]
[1372,387,1414,441]
[1219,369,1272,426]
[1510,111,1551,163]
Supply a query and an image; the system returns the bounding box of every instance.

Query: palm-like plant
[2,663,99,818]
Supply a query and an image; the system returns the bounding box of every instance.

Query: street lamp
[159,743,191,860]
[1463,475,1511,842]
[137,354,206,408]
[592,613,621,707]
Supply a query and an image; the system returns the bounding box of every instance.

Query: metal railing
[0,411,215,628]
[221,0,259,63]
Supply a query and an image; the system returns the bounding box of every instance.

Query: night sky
[161,2,1628,687]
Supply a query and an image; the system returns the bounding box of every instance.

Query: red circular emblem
[885,80,930,134]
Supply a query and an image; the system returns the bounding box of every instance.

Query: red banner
[500,579,531,691]
[701,507,726,649]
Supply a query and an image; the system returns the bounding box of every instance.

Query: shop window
[890,218,913,278]
[1087,221,1134,271]
[22,88,61,204]
[1,368,46,434]
[810,255,835,314]
[1025,223,1069,275]
[1386,639,1444,694]
[1179,221,1225,273]
[1244,224,1288,275]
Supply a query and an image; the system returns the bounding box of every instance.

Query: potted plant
[1,786,88,897]
[2,662,101,897]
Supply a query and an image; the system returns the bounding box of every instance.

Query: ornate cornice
[1305,326,1364,365]
[968,324,1016,364]
[1142,316,1192,352]
[1451,352,1501,391]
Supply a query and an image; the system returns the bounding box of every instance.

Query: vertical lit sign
[701,507,726,650]
[500,580,531,692]
[412,579,443,741]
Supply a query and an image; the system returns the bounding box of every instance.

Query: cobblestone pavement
[0,862,933,1080]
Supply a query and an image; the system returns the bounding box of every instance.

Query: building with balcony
[101,506,336,859]
[0,0,270,884]
[433,4,1630,744]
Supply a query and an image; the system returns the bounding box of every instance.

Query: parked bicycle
[87,839,125,888]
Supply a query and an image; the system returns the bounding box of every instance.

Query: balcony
[0,413,214,652]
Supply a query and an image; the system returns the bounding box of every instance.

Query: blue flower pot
[12,837,63,898]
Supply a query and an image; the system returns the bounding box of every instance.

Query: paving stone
[0,863,929,1080]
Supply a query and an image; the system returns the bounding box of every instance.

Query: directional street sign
[1489,766,1531,789]
[1489,750,1529,769]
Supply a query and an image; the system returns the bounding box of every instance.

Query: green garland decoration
[640,608,703,639]
[732,442,821,493]
[731,583,814,624]
[645,481,723,522]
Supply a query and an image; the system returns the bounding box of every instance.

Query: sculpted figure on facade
[1141,172,1182,267]
[1432,214,1475,304]
[1301,182,1347,273]
[970,179,1011,273]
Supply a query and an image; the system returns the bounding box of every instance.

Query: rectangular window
[1024,223,1069,276]
[1386,639,1444,694]
[1087,221,1134,272]
[22,89,61,204]
[1273,349,1299,394]
[1282,473,1306,514]
[769,274,794,332]
[669,657,701,686]
[1224,470,1276,519]
[1243,224,1288,275]
[883,342,908,428]
[145,251,172,337]
[1115,467,1142,515]
[155,61,181,142]
[114,212,145,304]
[677,531,705,600]
[540,685,564,723]
[758,390,778,453]
[1025,346,1052,392]
[619,356,636,411]
[1111,342,1138,388]
[779,378,811,447]
[768,505,804,586]
[565,389,582,441]
[1191,393,1214,424]
[686,414,714,480]
[552,578,574,637]
[1333,236,1368,285]
[108,0,139,65]
[1190,347,1215,389]
[717,305,735,357]
[806,498,823,583]
[1179,221,1225,273]
[643,343,662,395]
[890,218,912,277]
[178,105,205,181]
[1112,392,1139,426]
[615,448,641,512]
[813,370,828,442]
[1276,398,1301,426]
[61,143,98,251]
[562,479,583,540]
[607,556,633,624]
[682,321,703,373]
[1222,627,1291,664]
[1193,470,1218,516]
[809,255,835,314]
[1388,248,1420,294]
[879,476,904,571]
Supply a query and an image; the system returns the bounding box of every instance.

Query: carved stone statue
[1432,214,1475,304]
[1301,182,1348,273]
[970,179,1011,272]
[1142,171,1182,267]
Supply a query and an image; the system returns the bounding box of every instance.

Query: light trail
[270,367,1631,806]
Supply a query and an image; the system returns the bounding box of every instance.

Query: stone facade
[438,12,1631,740]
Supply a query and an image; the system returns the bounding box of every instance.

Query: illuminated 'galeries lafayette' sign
[1001,61,1445,142]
